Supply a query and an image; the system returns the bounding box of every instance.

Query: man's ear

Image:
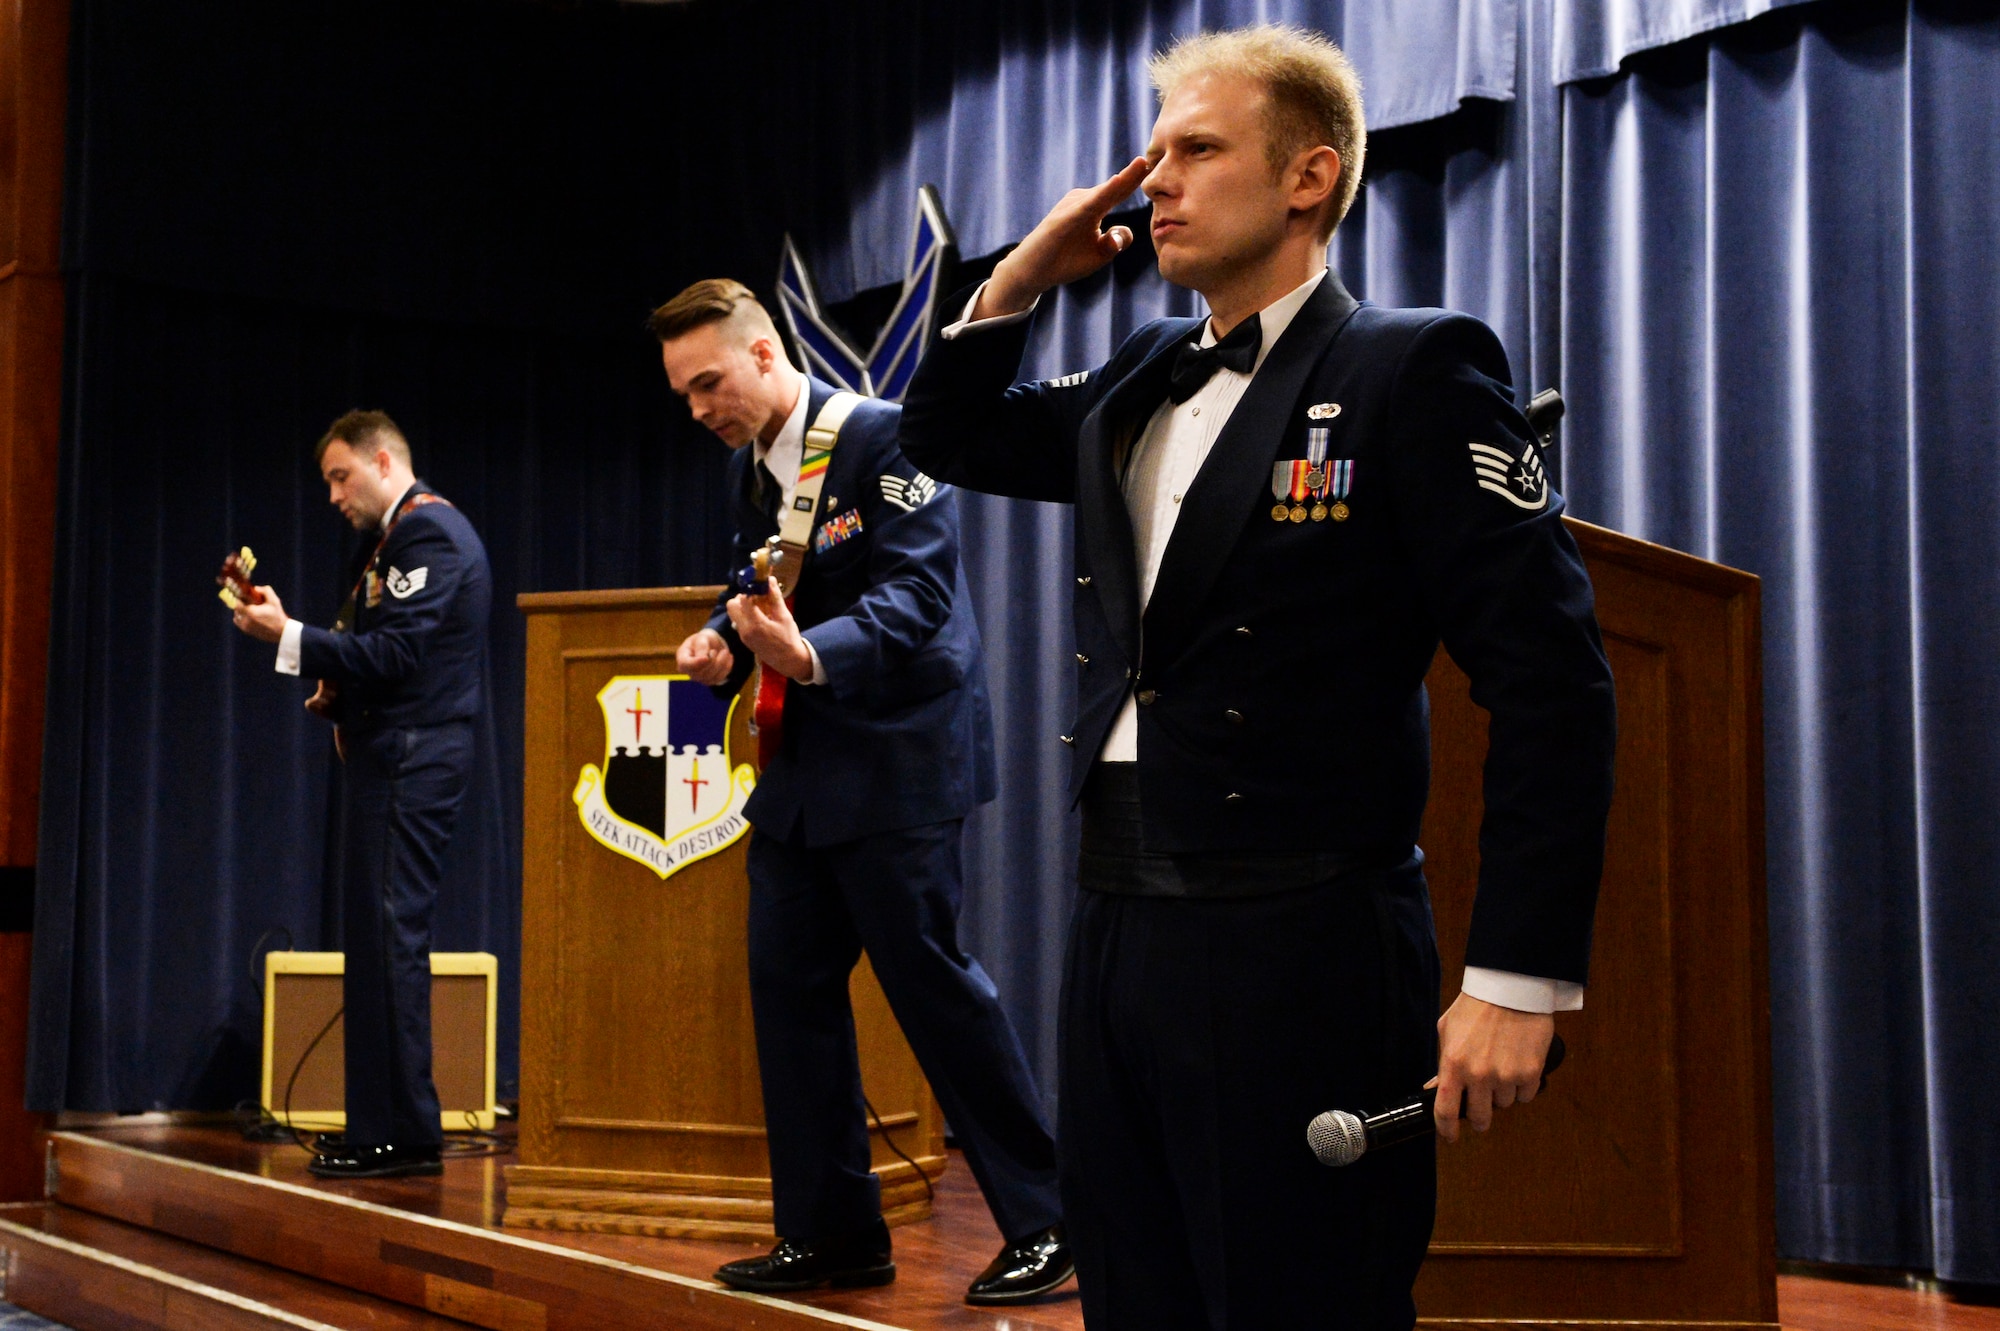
[750,336,778,373]
[1291,145,1341,221]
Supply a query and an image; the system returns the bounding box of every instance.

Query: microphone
[1307,1034,1567,1168]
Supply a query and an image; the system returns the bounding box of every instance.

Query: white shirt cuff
[939,281,1039,340]
[799,640,828,687]
[1460,967,1584,1014]
[275,619,303,676]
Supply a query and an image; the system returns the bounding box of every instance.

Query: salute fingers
[986,155,1150,313]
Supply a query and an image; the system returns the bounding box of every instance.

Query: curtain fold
[1552,0,1821,83]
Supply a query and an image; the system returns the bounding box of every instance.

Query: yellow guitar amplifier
[260,951,498,1132]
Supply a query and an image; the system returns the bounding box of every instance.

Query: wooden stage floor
[2,1124,1994,1331]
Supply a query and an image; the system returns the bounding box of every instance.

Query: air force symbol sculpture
[572,676,755,880]
[773,185,956,403]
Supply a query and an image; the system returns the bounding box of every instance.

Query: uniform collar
[1196,269,1328,376]
[752,377,812,484]
[379,480,419,534]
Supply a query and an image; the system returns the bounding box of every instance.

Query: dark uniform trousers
[1061,766,1442,1331]
[746,818,1062,1244]
[336,720,476,1151]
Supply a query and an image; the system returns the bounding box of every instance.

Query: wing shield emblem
[572,675,756,879]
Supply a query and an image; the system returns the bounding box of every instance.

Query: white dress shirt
[274,480,417,677]
[943,276,1583,1015]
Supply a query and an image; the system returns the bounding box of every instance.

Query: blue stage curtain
[1558,1,2000,1284]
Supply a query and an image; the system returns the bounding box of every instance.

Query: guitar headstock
[736,537,790,597]
[216,547,264,609]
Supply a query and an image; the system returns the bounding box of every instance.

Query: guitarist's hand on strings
[726,585,815,683]
[675,629,736,687]
[230,585,289,644]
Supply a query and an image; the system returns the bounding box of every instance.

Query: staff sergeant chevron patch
[1468,441,1549,511]
[879,472,939,512]
[384,566,429,598]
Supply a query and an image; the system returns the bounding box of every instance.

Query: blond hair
[646,278,782,347]
[1150,25,1367,238]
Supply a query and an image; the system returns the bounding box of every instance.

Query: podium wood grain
[1414,520,1777,1328]
[507,587,945,1239]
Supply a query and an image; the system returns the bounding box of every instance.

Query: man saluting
[900,25,1617,1330]
[230,410,492,1180]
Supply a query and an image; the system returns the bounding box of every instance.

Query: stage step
[43,1132,905,1331]
[0,1201,472,1331]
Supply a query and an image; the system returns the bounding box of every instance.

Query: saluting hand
[231,586,288,644]
[726,585,815,683]
[1430,992,1556,1144]
[976,156,1150,319]
[675,628,736,687]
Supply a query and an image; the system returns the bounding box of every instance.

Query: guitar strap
[752,391,861,766]
[766,392,862,596]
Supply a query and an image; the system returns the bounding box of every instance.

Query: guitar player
[652,279,1072,1308]
[226,409,492,1181]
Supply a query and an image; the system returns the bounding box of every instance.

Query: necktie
[1167,312,1262,404]
[754,460,782,523]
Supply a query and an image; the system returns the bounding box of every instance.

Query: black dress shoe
[307,1142,443,1179]
[965,1223,1075,1305]
[714,1228,895,1293]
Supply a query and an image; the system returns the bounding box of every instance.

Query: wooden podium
[1416,520,1778,1330]
[503,587,946,1240]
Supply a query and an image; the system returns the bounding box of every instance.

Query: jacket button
[1059,734,1076,746]
[1076,575,1093,587]
[1225,709,1244,724]
[1076,653,1091,665]
[1225,792,1244,802]
[1235,625,1253,637]
[1136,689,1157,706]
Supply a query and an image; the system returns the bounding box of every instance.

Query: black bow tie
[1167,313,1262,404]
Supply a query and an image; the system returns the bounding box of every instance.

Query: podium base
[501,1155,945,1241]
